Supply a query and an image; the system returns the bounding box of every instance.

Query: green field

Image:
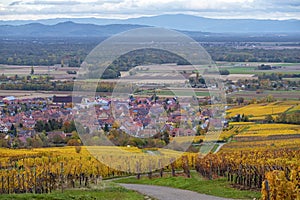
[222,66,300,75]
[222,67,256,74]
[135,89,210,97]
[0,183,145,200]
[272,63,300,67]
[230,90,300,100]
[283,78,300,81]
[217,62,300,75]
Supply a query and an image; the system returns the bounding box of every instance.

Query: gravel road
[120,183,234,200]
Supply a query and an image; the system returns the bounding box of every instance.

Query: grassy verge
[224,67,256,74]
[156,90,210,96]
[114,172,261,199]
[0,183,145,200]
[211,143,219,153]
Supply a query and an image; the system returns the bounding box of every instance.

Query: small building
[53,96,82,104]
[3,96,15,101]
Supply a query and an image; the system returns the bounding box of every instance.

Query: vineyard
[232,123,300,141]
[0,146,197,194]
[0,100,299,199]
[0,139,299,199]
[226,101,294,118]
[196,138,300,200]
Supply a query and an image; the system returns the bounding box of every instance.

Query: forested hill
[1,14,300,33]
[1,21,300,42]
[0,22,146,37]
[0,21,300,68]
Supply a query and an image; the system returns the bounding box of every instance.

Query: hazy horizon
[1,0,300,21]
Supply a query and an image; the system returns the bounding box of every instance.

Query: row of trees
[205,46,300,63]
[35,119,64,132]
[0,81,74,91]
[84,48,190,79]
[276,112,300,124]
[0,74,117,92]
[2,38,299,68]
[234,73,300,91]
[0,130,80,149]
[0,37,95,66]
[34,120,80,133]
[32,116,181,149]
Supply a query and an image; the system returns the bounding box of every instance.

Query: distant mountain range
[0,22,146,37]
[1,14,300,33]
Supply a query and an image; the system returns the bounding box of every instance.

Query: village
[0,93,215,148]
[0,62,298,149]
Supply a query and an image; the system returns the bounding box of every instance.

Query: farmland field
[217,62,300,75]
[226,101,297,118]
[229,90,300,100]
[0,65,78,80]
[0,90,72,99]
[234,123,300,137]
[0,90,112,99]
[222,67,257,74]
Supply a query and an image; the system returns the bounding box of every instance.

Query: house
[97,99,109,106]
[18,130,35,136]
[0,101,5,107]
[3,96,16,102]
[53,96,82,104]
[0,126,8,133]
[138,128,157,138]
[98,112,109,120]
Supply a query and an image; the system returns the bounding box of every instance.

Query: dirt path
[214,143,226,153]
[119,183,234,200]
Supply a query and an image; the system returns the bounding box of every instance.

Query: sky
[0,0,300,21]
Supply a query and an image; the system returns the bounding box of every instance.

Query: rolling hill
[1,14,299,33]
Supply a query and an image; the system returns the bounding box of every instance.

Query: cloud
[0,0,300,20]
[9,1,22,6]
[28,0,80,5]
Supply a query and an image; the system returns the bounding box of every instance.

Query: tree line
[1,38,299,68]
